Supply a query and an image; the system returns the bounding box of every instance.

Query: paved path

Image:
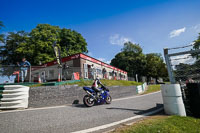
[0,92,163,133]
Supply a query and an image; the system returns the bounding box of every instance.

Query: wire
[168,42,194,50]
[170,55,192,61]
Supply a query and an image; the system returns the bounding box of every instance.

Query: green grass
[29,83,43,87]
[112,115,200,133]
[143,84,161,94]
[67,79,142,86]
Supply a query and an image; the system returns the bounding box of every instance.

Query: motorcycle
[83,85,112,107]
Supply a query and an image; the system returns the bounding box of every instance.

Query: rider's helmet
[95,77,100,81]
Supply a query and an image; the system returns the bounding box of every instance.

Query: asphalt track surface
[0,91,163,133]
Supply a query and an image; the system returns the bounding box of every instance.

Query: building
[31,53,128,82]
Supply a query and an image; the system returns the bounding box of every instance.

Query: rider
[91,77,104,98]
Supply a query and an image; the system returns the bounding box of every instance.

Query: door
[83,63,88,79]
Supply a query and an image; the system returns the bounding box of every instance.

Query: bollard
[161,84,186,116]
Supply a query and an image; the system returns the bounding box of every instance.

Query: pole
[136,74,138,82]
[164,48,176,84]
[29,66,31,83]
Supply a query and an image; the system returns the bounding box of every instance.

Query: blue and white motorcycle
[83,85,112,107]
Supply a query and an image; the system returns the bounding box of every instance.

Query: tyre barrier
[161,84,186,116]
[0,85,29,109]
[136,82,147,94]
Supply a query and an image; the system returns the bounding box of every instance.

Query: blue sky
[1,0,200,64]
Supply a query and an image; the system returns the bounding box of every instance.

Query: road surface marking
[0,91,161,114]
[113,91,160,101]
[72,107,163,133]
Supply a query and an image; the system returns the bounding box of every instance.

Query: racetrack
[0,91,163,133]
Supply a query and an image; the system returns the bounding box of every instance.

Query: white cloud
[109,34,132,46]
[87,52,93,56]
[97,58,111,64]
[170,54,196,66]
[106,60,111,64]
[169,27,186,38]
[97,58,105,62]
[191,24,200,33]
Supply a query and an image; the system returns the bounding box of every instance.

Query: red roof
[41,53,127,74]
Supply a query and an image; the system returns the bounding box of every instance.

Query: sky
[1,0,200,64]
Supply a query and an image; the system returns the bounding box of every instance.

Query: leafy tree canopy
[0,21,4,29]
[193,33,200,59]
[0,21,5,43]
[0,24,88,65]
[194,33,200,50]
[146,53,168,81]
[111,42,146,77]
[111,41,168,81]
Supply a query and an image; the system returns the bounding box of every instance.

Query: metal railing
[0,65,128,84]
[164,43,200,84]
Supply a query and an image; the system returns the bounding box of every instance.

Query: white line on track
[0,91,161,114]
[113,91,160,101]
[71,107,163,133]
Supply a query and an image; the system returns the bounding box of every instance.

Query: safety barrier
[161,84,186,116]
[136,82,147,94]
[0,85,29,109]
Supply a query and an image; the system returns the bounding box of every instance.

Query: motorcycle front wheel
[83,95,95,107]
[105,95,112,104]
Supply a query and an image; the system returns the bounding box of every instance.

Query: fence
[164,43,200,116]
[0,65,128,84]
[164,43,200,84]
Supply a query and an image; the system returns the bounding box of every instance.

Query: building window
[109,72,113,76]
[96,68,102,75]
[49,70,54,77]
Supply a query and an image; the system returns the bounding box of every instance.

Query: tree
[111,42,146,78]
[193,33,200,59]
[194,33,200,50]
[0,21,4,43]
[16,24,61,65]
[59,28,88,57]
[146,53,168,83]
[111,41,168,82]
[0,21,4,29]
[0,31,29,65]
[0,24,88,65]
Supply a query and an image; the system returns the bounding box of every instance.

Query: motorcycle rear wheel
[83,95,95,107]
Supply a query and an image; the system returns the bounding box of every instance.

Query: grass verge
[143,85,161,94]
[67,79,142,87]
[112,115,200,133]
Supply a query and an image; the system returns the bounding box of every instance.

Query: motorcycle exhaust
[86,91,97,100]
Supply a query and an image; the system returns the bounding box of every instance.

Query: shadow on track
[106,103,163,115]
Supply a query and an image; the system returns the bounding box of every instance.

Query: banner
[53,44,62,67]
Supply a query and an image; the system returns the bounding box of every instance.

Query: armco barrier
[136,82,147,94]
[0,85,29,109]
[161,84,186,116]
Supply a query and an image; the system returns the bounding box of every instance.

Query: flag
[53,44,62,67]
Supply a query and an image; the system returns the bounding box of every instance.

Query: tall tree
[0,21,4,29]
[194,33,200,50]
[146,53,168,82]
[0,31,29,65]
[111,41,168,82]
[59,28,88,57]
[1,24,88,65]
[0,21,4,43]
[16,24,61,65]
[111,42,146,78]
[193,33,200,59]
